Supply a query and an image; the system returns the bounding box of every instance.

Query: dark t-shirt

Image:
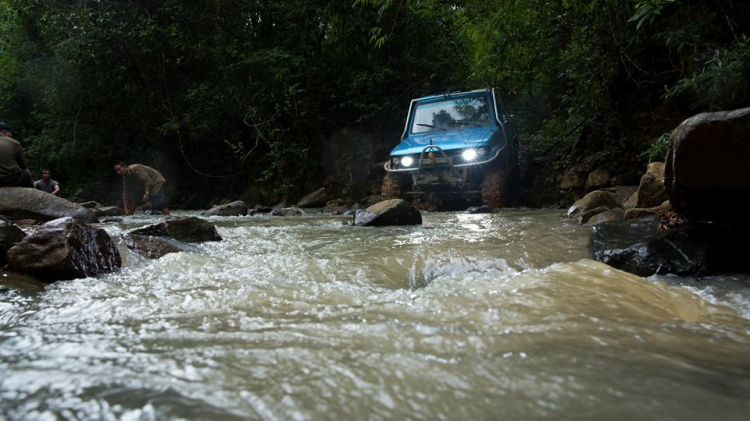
[34,179,59,193]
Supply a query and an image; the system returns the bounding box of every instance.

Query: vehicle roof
[413,88,492,102]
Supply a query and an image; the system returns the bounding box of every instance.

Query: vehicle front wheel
[381,172,404,200]
[481,168,509,208]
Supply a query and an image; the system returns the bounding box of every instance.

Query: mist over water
[2,210,750,420]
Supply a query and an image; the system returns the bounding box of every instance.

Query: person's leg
[150,190,170,215]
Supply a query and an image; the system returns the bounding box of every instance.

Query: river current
[1,209,749,420]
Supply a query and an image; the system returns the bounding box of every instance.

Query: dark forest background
[1,0,748,208]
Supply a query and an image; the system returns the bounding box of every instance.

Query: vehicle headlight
[462,149,477,161]
[392,157,400,165]
[401,156,414,167]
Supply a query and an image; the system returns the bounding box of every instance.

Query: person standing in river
[34,169,61,196]
[0,122,33,188]
[114,161,171,216]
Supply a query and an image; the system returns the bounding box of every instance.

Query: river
[1,209,749,420]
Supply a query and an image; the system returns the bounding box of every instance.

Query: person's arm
[13,143,28,169]
[52,182,60,196]
[122,199,136,215]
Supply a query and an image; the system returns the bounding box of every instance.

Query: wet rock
[6,217,122,281]
[0,271,49,292]
[93,206,126,217]
[297,187,328,208]
[567,190,619,219]
[665,107,750,226]
[623,201,671,221]
[129,217,222,243]
[272,207,304,217]
[576,206,611,224]
[202,200,248,217]
[0,216,26,267]
[585,208,625,225]
[598,186,638,207]
[465,205,494,214]
[123,234,200,259]
[589,216,711,276]
[354,199,422,227]
[0,187,98,223]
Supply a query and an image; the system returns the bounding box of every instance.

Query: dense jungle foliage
[1,0,748,207]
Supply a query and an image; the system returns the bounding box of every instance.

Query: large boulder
[0,187,98,223]
[5,217,121,281]
[665,107,750,226]
[354,199,422,227]
[589,216,711,276]
[297,187,328,208]
[0,216,26,267]
[201,200,248,217]
[129,217,222,242]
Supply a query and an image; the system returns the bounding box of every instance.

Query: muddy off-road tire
[381,172,404,200]
[481,168,508,208]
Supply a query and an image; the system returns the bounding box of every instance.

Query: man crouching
[114,161,171,216]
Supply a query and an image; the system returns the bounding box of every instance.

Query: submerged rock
[6,217,122,281]
[129,217,222,242]
[0,187,98,223]
[0,271,49,292]
[589,216,711,276]
[123,234,200,259]
[354,199,422,227]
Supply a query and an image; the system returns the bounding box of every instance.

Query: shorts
[149,189,167,210]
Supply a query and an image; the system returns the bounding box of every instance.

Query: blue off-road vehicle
[382,88,518,208]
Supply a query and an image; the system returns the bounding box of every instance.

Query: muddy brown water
[2,209,749,420]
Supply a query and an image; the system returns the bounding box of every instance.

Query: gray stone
[567,190,619,218]
[585,208,625,225]
[6,217,121,281]
[202,200,248,217]
[0,187,98,223]
[129,217,222,243]
[634,162,668,209]
[123,234,201,259]
[272,207,304,217]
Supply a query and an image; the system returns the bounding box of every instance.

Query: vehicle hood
[389,127,496,156]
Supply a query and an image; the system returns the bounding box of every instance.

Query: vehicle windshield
[410,95,492,134]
